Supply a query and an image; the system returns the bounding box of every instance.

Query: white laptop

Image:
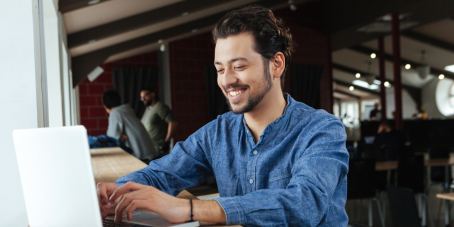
[13,126,199,227]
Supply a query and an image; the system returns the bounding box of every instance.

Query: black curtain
[113,67,158,118]
[291,64,324,109]
[205,65,229,121]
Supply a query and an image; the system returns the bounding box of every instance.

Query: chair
[387,186,421,227]
[428,147,452,188]
[427,147,452,225]
[397,155,434,227]
[347,158,385,227]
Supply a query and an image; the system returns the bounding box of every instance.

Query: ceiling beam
[349,45,454,80]
[71,0,289,86]
[334,89,361,99]
[332,63,419,91]
[72,14,220,87]
[333,62,422,107]
[333,79,379,95]
[67,0,234,48]
[402,30,454,53]
[59,0,110,13]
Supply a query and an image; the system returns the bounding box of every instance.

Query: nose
[220,68,238,89]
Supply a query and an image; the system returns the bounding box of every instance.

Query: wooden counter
[90,147,147,184]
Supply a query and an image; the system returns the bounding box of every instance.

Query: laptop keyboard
[103,218,150,227]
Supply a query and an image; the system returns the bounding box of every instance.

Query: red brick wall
[276,8,332,112]
[168,32,215,142]
[79,52,158,136]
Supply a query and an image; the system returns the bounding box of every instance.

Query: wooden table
[436,193,454,226]
[376,158,454,226]
[90,147,240,227]
[375,158,454,171]
[90,147,148,184]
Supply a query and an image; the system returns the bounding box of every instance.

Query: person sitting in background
[374,121,405,160]
[140,87,178,157]
[370,102,381,121]
[103,90,156,162]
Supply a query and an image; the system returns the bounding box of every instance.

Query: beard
[144,100,152,106]
[225,61,273,114]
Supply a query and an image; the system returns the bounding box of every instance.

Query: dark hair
[212,5,295,88]
[102,90,122,109]
[141,87,159,101]
[141,87,154,93]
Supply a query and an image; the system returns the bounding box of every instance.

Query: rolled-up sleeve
[115,121,217,196]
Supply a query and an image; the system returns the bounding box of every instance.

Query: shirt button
[253,150,258,155]
[249,179,254,184]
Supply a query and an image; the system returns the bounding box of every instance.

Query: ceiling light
[349,86,354,91]
[160,44,166,52]
[373,80,381,85]
[353,80,379,90]
[288,0,297,11]
[191,29,198,33]
[405,64,411,69]
[445,64,454,73]
[370,53,376,59]
[355,73,361,78]
[384,81,390,87]
[439,74,445,80]
[182,12,189,16]
[88,0,100,5]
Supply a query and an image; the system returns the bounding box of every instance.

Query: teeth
[229,90,243,97]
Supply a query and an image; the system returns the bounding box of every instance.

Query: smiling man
[96,5,349,226]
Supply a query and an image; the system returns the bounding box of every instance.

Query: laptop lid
[13,126,102,227]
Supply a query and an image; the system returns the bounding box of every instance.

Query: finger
[97,182,109,205]
[114,191,145,222]
[109,182,146,202]
[98,197,107,219]
[125,200,151,221]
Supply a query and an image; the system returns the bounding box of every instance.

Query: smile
[229,90,244,97]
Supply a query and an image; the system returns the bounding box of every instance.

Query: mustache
[224,84,249,93]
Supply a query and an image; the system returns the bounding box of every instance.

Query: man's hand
[97,182,120,219]
[159,141,170,152]
[109,182,190,223]
[120,134,129,142]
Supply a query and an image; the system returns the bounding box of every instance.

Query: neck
[244,87,286,143]
[148,99,157,107]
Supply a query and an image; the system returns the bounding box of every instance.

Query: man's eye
[217,69,224,73]
[235,66,245,70]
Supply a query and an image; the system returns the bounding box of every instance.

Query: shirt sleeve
[157,103,176,123]
[106,110,123,140]
[214,119,349,226]
[115,120,216,196]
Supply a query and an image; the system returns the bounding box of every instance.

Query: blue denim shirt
[116,94,349,226]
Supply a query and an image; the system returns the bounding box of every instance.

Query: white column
[44,0,64,127]
[0,0,47,226]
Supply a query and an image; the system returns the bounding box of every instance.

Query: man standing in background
[103,90,156,162]
[370,102,381,121]
[140,87,178,157]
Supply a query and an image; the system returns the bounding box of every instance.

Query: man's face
[140,91,153,106]
[214,33,273,114]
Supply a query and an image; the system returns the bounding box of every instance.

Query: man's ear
[272,52,285,79]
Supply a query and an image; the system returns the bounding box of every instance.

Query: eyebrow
[214,57,249,65]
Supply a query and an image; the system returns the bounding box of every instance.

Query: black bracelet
[189,198,194,221]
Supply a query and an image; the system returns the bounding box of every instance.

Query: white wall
[422,77,454,118]
[385,87,417,119]
[0,0,47,226]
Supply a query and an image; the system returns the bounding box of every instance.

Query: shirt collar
[242,93,296,136]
